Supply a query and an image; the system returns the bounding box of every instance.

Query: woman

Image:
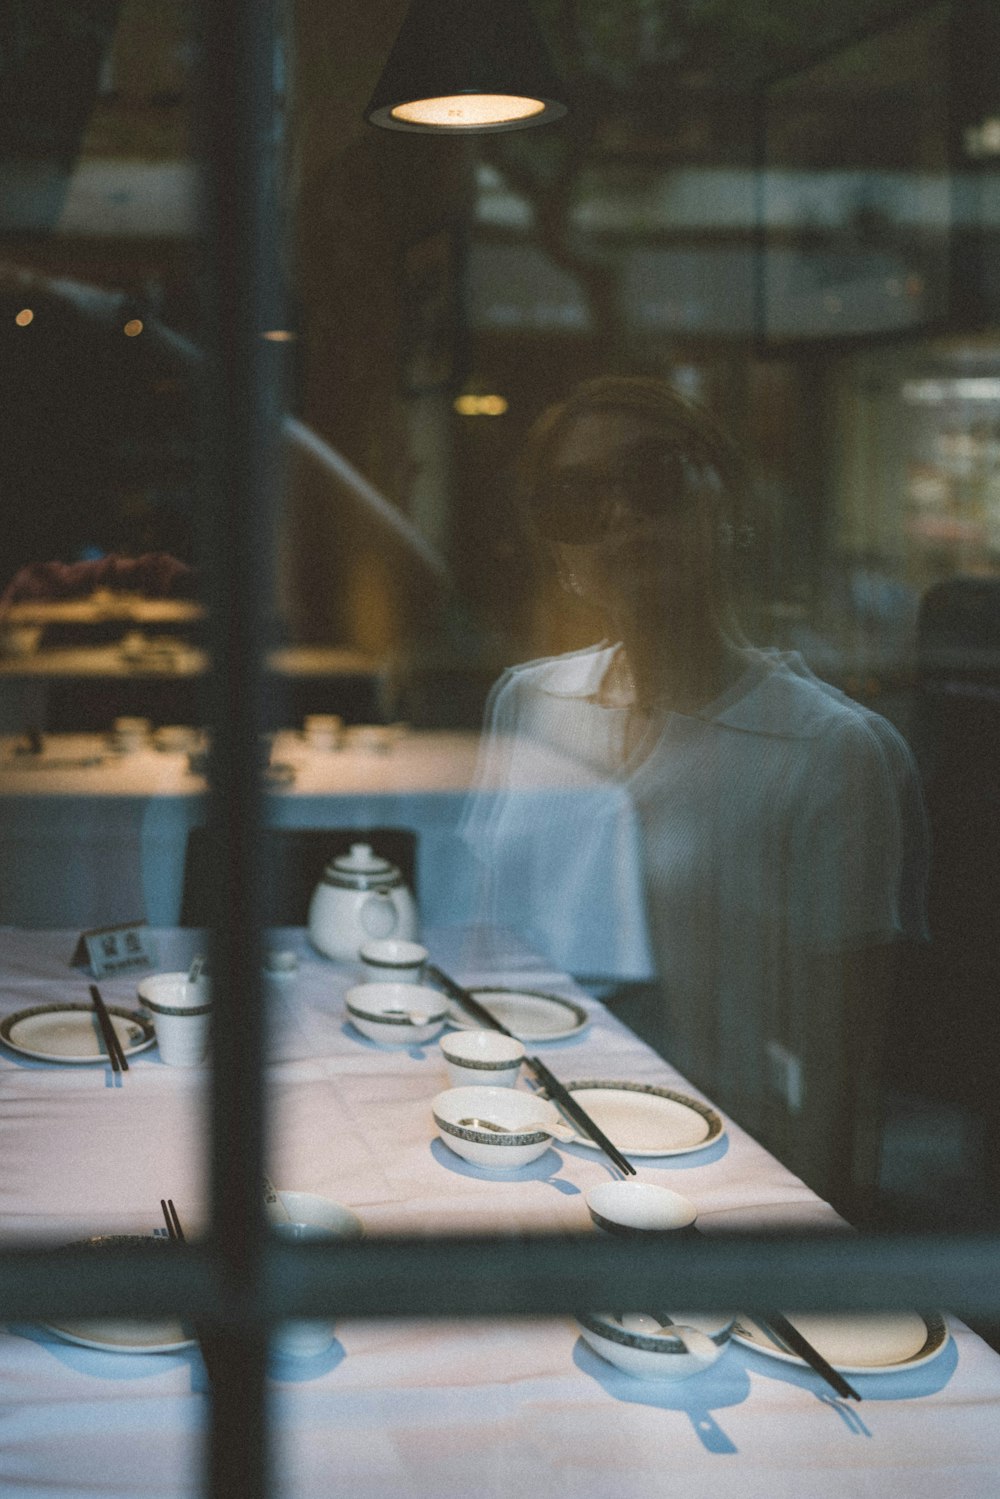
[461,376,927,1214]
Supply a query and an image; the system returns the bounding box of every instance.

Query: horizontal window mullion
[2,1232,999,1322]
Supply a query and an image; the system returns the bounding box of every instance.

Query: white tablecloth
[0,733,654,981]
[1,927,999,1498]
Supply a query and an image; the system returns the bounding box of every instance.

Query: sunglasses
[529,440,705,545]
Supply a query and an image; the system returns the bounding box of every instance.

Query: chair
[178,826,418,928]
[886,577,1000,1219]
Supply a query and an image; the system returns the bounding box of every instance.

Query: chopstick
[426,962,636,1177]
[526,1053,637,1177]
[160,1198,219,1385]
[424,963,518,1038]
[758,1311,861,1401]
[161,1197,185,1242]
[89,983,129,1073]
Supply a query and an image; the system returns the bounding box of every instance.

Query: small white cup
[359,938,427,984]
[303,714,342,749]
[439,1028,525,1088]
[271,1191,363,1358]
[111,716,151,754]
[138,971,211,1067]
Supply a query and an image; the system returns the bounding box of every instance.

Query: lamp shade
[365,0,567,133]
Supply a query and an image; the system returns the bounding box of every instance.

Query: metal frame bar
[195,0,277,1493]
[3,1231,1000,1323]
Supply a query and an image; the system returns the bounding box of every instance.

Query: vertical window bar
[196,3,280,1497]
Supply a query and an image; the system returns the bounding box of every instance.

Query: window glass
[3,2,1000,1496]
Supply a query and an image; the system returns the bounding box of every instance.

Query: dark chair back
[179,826,418,927]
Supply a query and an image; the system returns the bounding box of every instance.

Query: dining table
[1,922,1000,1499]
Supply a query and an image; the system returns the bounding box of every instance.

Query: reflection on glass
[460,376,930,1214]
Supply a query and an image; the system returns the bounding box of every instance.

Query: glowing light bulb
[392,94,545,128]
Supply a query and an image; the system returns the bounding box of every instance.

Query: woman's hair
[516,375,749,526]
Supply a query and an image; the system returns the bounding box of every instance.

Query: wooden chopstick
[426,962,636,1177]
[759,1312,861,1401]
[161,1198,220,1385]
[89,983,128,1073]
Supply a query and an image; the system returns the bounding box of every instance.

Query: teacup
[439,1028,525,1088]
[138,971,211,1067]
[303,714,342,750]
[270,1190,363,1359]
[111,716,151,753]
[359,938,427,984]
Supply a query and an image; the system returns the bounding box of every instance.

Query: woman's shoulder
[493,641,617,701]
[716,649,906,748]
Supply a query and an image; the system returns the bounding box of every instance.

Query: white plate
[42,1236,196,1354]
[44,1319,196,1354]
[547,1080,724,1156]
[0,1004,155,1064]
[445,988,589,1042]
[733,1311,949,1375]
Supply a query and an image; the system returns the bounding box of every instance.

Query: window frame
[2,5,1000,1499]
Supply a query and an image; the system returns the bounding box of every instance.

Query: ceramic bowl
[359,938,428,983]
[577,1310,735,1381]
[153,725,200,753]
[432,1084,563,1170]
[345,982,447,1045]
[585,1180,698,1236]
[439,1029,525,1088]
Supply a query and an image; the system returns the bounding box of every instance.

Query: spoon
[262,1174,292,1223]
[383,1007,430,1026]
[458,1115,575,1141]
[615,1313,721,1364]
[619,1312,670,1335]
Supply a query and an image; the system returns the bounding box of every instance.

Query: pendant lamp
[365,0,567,133]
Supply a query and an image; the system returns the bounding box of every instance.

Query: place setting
[0,956,211,1073]
[36,1181,366,1380]
[0,983,153,1071]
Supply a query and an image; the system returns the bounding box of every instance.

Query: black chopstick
[89,983,128,1073]
[161,1198,185,1242]
[424,962,518,1038]
[426,962,636,1177]
[161,1198,220,1385]
[759,1311,861,1401]
[527,1053,637,1177]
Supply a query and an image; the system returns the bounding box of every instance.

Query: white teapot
[307,842,419,962]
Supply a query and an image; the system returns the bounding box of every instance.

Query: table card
[70,921,157,978]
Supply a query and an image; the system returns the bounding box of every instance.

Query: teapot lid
[322,841,403,890]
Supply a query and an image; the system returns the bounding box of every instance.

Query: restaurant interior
[2,2,1000,1495]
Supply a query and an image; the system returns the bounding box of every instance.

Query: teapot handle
[359,890,399,940]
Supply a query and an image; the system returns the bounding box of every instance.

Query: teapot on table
[307,842,419,961]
